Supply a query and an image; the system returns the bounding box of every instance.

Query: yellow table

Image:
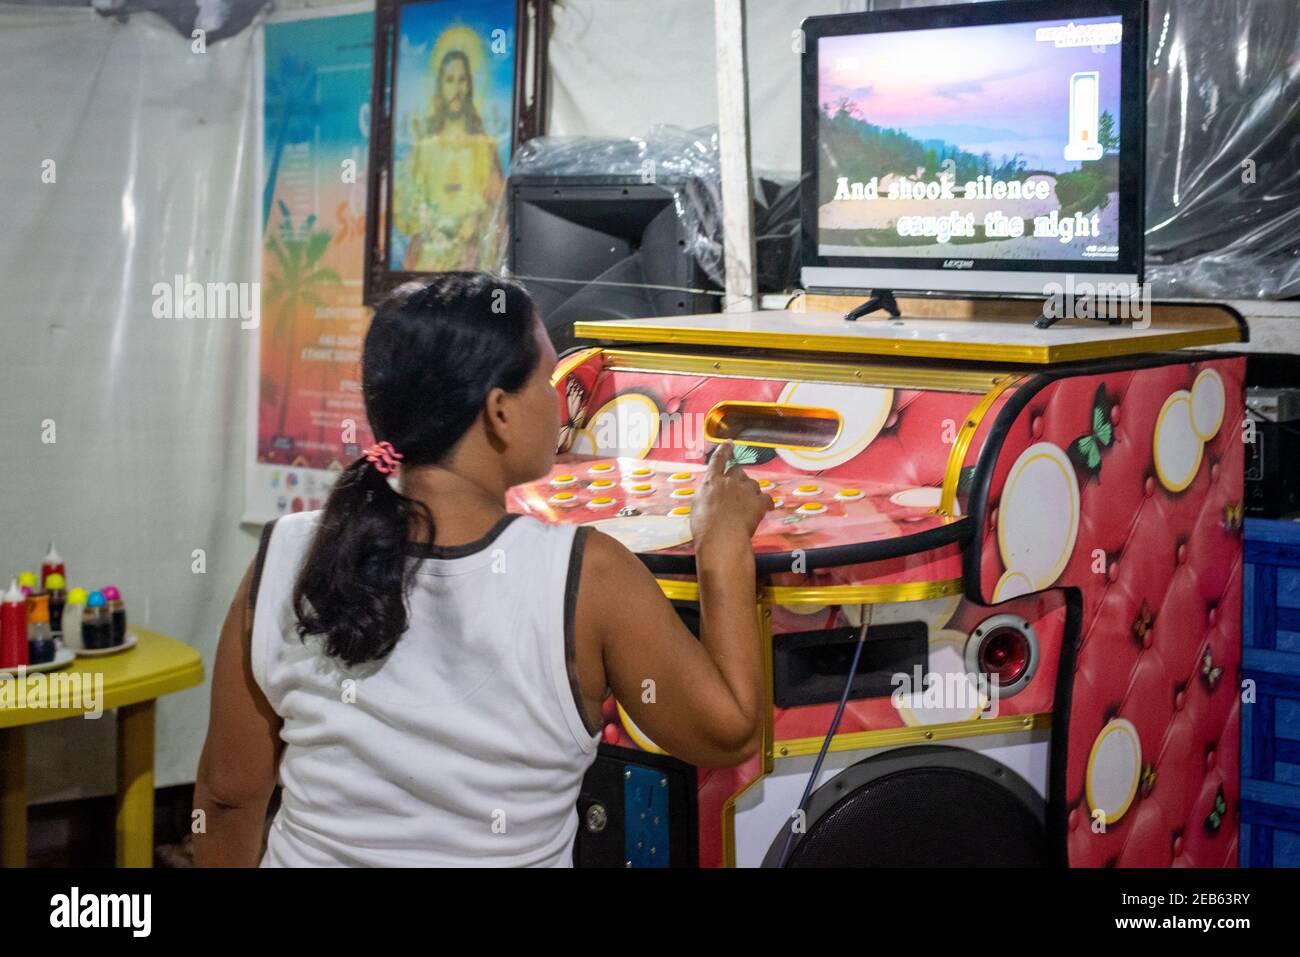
[0,629,204,868]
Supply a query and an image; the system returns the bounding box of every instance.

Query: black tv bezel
[799,0,1147,289]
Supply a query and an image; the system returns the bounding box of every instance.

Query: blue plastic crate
[1242,518,1300,867]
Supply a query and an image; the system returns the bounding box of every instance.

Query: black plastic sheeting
[1144,0,1300,298]
[517,0,1300,300]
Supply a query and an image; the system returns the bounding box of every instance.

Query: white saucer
[76,632,138,658]
[1,647,75,675]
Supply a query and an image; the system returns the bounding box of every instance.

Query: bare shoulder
[580,528,657,588]
[575,529,664,628]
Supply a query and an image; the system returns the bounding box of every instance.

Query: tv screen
[801,0,1146,296]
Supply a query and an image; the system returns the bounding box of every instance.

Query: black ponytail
[293,272,540,666]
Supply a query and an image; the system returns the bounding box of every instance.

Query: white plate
[1086,718,1142,824]
[585,515,692,553]
[1190,369,1225,441]
[997,442,1080,590]
[1153,391,1203,492]
[992,569,1036,603]
[895,629,987,726]
[76,632,138,658]
[569,427,597,456]
[889,486,962,516]
[842,592,962,631]
[774,382,893,471]
[1,646,75,675]
[777,603,829,616]
[586,394,660,459]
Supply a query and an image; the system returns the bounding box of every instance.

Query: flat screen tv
[801,0,1146,298]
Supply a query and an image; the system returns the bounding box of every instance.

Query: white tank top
[249,510,600,867]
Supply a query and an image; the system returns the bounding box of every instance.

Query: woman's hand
[690,441,773,558]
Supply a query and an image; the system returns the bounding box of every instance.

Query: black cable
[775,607,872,868]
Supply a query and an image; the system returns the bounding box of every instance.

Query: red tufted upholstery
[973,357,1245,867]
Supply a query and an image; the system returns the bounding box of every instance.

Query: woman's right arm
[575,445,772,768]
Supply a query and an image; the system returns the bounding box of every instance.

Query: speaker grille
[772,748,1048,867]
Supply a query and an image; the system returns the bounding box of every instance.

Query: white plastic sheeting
[0,6,261,802]
[547,0,869,177]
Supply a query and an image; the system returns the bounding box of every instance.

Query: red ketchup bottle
[1,579,28,669]
[41,542,65,590]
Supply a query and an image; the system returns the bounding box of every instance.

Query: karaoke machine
[506,294,1247,867]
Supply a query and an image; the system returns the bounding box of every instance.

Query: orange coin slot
[703,401,842,451]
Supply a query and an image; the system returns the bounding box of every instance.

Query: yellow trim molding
[657,578,964,605]
[601,349,1003,393]
[575,320,1241,365]
[937,375,1023,517]
[774,712,1051,758]
[549,347,602,387]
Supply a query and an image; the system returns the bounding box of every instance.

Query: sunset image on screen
[817,16,1123,263]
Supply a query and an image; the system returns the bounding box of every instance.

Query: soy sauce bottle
[44,573,67,637]
[26,594,55,665]
[82,591,112,650]
[101,586,127,646]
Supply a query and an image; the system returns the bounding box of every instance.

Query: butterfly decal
[1140,763,1158,798]
[1203,785,1228,833]
[1200,646,1224,691]
[1222,502,1244,533]
[1131,600,1155,645]
[555,377,589,454]
[1066,383,1117,477]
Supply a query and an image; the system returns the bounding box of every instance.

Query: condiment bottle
[101,586,127,646]
[62,588,88,653]
[41,543,65,590]
[45,572,67,636]
[17,571,37,597]
[26,594,55,665]
[0,579,27,669]
[82,591,111,650]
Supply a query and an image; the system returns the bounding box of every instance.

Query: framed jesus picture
[365,0,549,303]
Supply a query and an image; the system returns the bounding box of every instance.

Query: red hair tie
[363,441,404,475]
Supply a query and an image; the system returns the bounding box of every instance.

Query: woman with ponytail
[194,272,771,867]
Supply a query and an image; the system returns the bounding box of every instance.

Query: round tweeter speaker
[964,613,1040,698]
[762,746,1047,867]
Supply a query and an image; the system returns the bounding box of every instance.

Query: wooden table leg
[116,700,155,868]
[0,726,27,868]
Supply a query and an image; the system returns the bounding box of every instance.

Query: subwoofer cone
[762,745,1048,867]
